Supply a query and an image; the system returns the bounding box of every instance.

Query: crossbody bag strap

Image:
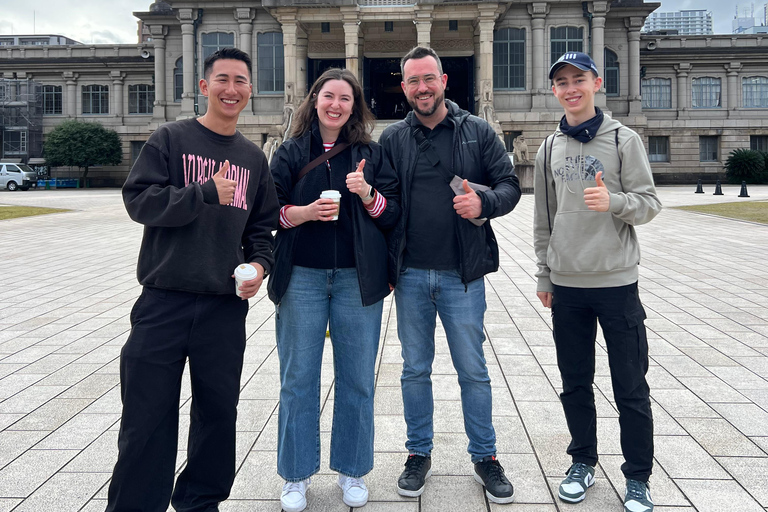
[543,134,554,235]
[412,126,454,183]
[295,142,349,184]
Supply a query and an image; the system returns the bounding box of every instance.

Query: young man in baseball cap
[533,51,661,512]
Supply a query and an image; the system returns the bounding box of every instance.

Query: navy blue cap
[549,52,599,79]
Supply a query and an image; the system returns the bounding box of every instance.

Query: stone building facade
[0,0,766,185]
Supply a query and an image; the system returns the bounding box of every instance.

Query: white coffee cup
[320,190,341,221]
[234,263,258,297]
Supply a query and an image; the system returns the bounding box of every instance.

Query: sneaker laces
[565,463,589,482]
[340,476,366,492]
[481,457,507,481]
[403,455,428,477]
[626,479,648,500]
[283,480,307,494]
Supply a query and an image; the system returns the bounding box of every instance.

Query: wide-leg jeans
[276,266,383,481]
[552,282,654,482]
[394,268,496,462]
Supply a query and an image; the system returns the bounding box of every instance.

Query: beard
[407,90,445,117]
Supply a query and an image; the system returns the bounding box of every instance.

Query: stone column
[474,6,496,117]
[178,8,197,118]
[296,30,308,97]
[529,2,550,110]
[150,26,168,121]
[235,8,255,114]
[674,63,690,119]
[279,12,299,107]
[414,5,433,48]
[341,7,361,78]
[111,71,125,118]
[625,17,643,114]
[63,72,78,118]
[725,62,741,117]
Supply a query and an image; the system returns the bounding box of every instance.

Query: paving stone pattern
[0,186,766,511]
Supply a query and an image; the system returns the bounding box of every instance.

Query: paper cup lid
[234,264,258,279]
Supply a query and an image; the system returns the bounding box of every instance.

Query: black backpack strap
[543,134,554,234]
[412,126,454,184]
[615,128,622,174]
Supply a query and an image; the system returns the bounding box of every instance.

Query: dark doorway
[363,58,407,119]
[363,56,475,118]
[441,56,474,115]
[307,58,346,94]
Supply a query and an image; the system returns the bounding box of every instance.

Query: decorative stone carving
[513,135,530,163]
[432,39,474,51]
[365,39,413,53]
[308,40,345,53]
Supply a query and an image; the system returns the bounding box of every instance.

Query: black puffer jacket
[268,123,400,306]
[379,100,521,286]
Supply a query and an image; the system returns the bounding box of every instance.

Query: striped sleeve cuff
[364,190,386,218]
[279,205,297,229]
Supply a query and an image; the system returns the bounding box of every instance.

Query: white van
[0,163,38,191]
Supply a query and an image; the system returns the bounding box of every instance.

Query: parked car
[0,163,38,191]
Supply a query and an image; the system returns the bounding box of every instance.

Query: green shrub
[724,148,766,184]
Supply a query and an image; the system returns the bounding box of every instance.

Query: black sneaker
[473,456,515,504]
[397,454,432,497]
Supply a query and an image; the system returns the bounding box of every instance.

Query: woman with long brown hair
[268,68,400,512]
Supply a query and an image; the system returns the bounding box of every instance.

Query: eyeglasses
[405,75,439,88]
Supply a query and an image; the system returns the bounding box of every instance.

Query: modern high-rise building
[642,9,713,35]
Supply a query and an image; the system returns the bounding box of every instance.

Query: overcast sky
[0,0,755,43]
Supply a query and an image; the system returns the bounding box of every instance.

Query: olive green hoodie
[533,113,661,292]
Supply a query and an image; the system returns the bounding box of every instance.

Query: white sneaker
[281,478,310,512]
[338,474,369,508]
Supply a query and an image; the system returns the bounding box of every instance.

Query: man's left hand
[235,262,265,300]
[453,179,483,219]
[583,171,610,212]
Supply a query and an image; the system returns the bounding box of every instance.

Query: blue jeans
[395,268,496,462]
[276,266,383,481]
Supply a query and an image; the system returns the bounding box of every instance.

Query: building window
[201,32,235,61]
[493,28,525,90]
[174,57,183,102]
[384,22,394,32]
[3,131,27,155]
[751,135,768,152]
[131,141,146,167]
[257,32,284,94]
[42,85,62,115]
[743,76,768,108]
[699,136,718,162]
[449,20,458,31]
[321,22,330,33]
[129,84,155,114]
[648,136,669,162]
[82,84,109,114]
[550,26,584,65]
[604,48,619,96]
[692,77,721,108]
[641,78,671,109]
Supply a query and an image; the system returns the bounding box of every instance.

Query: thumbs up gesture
[212,160,237,205]
[346,159,371,200]
[583,171,610,212]
[453,179,482,219]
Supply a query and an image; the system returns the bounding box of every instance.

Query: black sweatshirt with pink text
[123,118,279,295]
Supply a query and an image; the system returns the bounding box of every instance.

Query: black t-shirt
[403,116,459,271]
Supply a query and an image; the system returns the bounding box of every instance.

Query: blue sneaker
[624,479,653,512]
[558,462,595,503]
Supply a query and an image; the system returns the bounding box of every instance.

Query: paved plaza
[1,184,767,512]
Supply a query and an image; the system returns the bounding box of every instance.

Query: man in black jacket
[379,46,521,504]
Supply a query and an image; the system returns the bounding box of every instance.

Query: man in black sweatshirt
[106,48,279,512]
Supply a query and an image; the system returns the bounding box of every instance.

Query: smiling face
[551,64,602,126]
[314,79,354,142]
[199,58,252,124]
[401,55,448,123]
